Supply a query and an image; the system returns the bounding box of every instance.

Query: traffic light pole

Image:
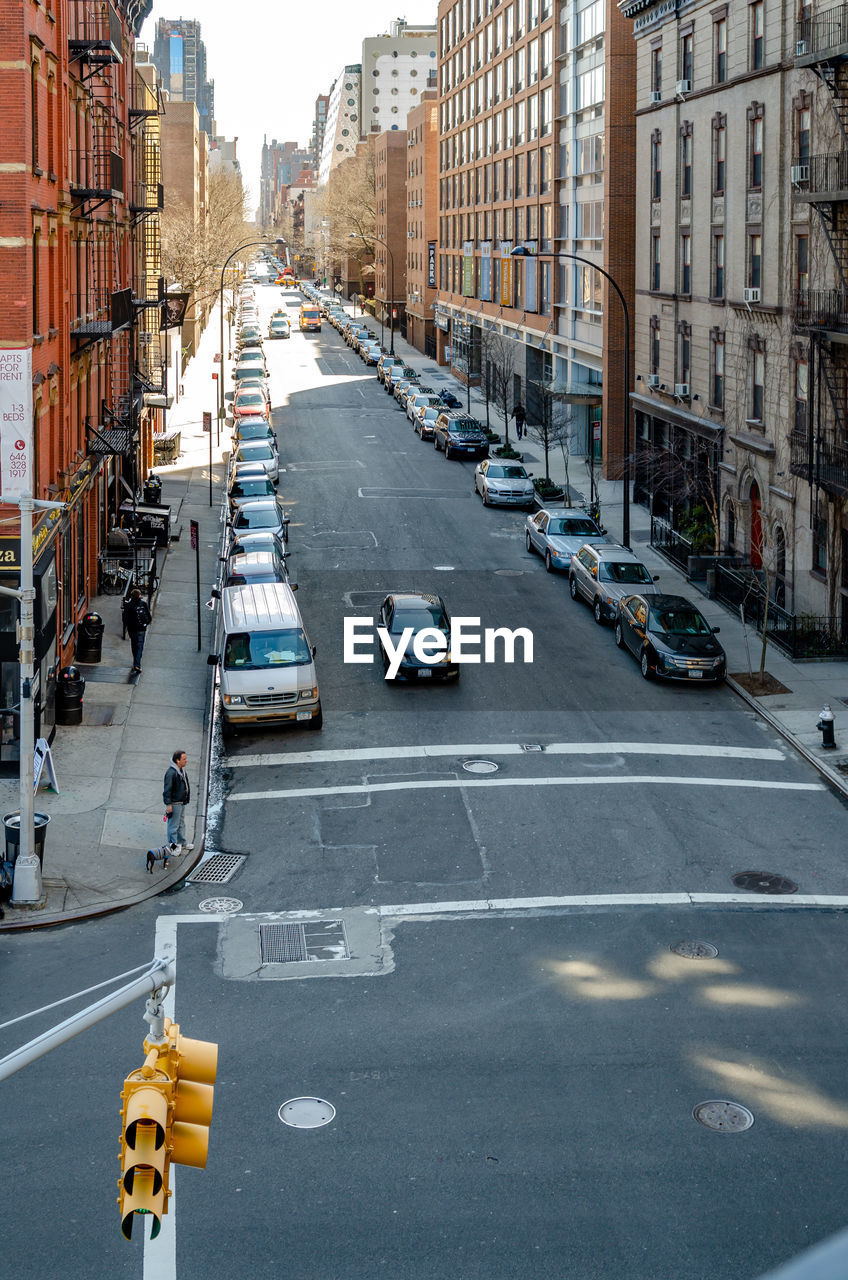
[0,957,174,1082]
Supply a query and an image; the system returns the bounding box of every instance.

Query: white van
[209,582,322,732]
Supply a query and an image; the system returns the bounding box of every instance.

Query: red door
[750,482,762,569]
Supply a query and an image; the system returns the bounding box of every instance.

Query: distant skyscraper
[153,18,215,137]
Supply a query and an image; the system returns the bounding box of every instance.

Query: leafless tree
[161,167,253,320]
[526,380,571,489]
[485,328,519,448]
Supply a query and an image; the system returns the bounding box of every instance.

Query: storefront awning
[546,379,603,404]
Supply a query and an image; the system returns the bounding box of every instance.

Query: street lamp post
[511,248,632,547]
[350,233,394,355]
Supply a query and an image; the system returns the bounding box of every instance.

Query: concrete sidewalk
[4,294,848,930]
[0,301,229,930]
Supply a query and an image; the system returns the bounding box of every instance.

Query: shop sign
[0,348,33,497]
[480,242,492,302]
[427,241,437,288]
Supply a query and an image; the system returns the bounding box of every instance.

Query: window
[713,233,725,299]
[749,232,762,289]
[750,113,763,188]
[651,131,662,199]
[713,116,726,193]
[540,145,552,193]
[751,1,764,70]
[32,230,40,334]
[678,325,691,388]
[681,32,693,85]
[651,45,662,96]
[813,510,828,574]
[751,349,765,420]
[651,231,661,291]
[515,152,524,196]
[795,359,808,432]
[650,317,660,374]
[680,233,691,294]
[714,17,727,83]
[541,28,553,78]
[540,86,552,134]
[796,102,811,163]
[527,148,538,195]
[712,332,725,408]
[680,126,692,197]
[31,58,39,169]
[796,233,809,293]
[540,260,551,314]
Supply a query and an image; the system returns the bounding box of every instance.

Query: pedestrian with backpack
[512,402,526,440]
[123,587,151,674]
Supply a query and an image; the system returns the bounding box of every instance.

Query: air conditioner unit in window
[675,79,692,96]
[790,164,810,185]
[743,287,761,303]
[796,39,808,55]
[674,383,690,398]
[647,374,660,388]
[650,90,662,104]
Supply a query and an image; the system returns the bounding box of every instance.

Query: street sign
[213,353,221,363]
[0,348,33,497]
[202,412,211,434]
[211,373,218,381]
[33,737,58,794]
[190,519,198,550]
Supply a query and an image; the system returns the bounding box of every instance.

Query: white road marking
[229,774,819,803]
[226,741,786,769]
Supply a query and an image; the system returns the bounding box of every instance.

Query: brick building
[0,0,156,760]
[405,92,439,356]
[161,98,210,362]
[374,130,408,344]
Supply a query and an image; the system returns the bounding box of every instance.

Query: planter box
[533,487,565,508]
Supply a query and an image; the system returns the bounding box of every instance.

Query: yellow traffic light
[163,1020,218,1170]
[118,1071,170,1240]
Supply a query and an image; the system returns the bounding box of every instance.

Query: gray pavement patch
[76,666,133,683]
[218,908,390,981]
[83,704,118,726]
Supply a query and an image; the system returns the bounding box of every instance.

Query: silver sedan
[525,507,609,573]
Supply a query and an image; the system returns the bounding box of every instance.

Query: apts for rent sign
[0,349,33,497]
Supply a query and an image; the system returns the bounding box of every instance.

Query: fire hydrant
[817,704,837,749]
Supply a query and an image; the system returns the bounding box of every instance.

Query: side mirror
[290,582,298,592]
[712,626,721,634]
[527,472,534,477]
[207,654,219,666]
[653,574,660,582]
[311,645,317,658]
[211,588,221,600]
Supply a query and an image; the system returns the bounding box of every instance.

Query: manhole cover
[278,1097,336,1129]
[670,940,719,958]
[693,1100,754,1132]
[188,852,246,885]
[462,759,499,774]
[260,920,349,963]
[731,871,798,894]
[198,897,243,914]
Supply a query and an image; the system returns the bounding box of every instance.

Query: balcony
[70,149,124,207]
[68,1,123,65]
[790,427,848,496]
[129,182,163,217]
[71,288,132,348]
[793,152,848,201]
[794,287,848,332]
[796,3,848,64]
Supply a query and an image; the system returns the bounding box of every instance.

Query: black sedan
[377,592,459,681]
[614,593,726,683]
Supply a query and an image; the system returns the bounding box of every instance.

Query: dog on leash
[146,842,181,873]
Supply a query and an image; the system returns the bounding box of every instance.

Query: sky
[140,1,439,213]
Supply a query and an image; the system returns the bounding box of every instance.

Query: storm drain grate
[260,919,349,964]
[188,853,245,885]
[731,871,798,894]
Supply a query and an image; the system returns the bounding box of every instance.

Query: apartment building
[619,0,822,613]
[152,18,215,137]
[362,18,438,138]
[161,99,210,361]
[406,92,440,355]
[374,131,409,341]
[318,67,363,186]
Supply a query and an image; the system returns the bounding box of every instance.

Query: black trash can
[143,474,162,505]
[56,665,85,726]
[76,611,104,663]
[2,811,50,880]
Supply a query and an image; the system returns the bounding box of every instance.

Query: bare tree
[161,166,254,320]
[485,329,519,449]
[526,379,571,491]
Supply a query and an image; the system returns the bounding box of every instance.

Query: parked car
[268,316,290,339]
[414,405,441,440]
[227,474,277,510]
[385,363,417,395]
[377,355,404,386]
[393,377,421,408]
[229,497,288,541]
[233,388,271,420]
[230,441,279,485]
[232,418,276,445]
[614,593,726,683]
[406,390,441,422]
[233,359,268,382]
[236,333,263,352]
[474,460,535,508]
[228,529,288,556]
[525,507,609,573]
[569,544,661,625]
[222,548,289,588]
[377,592,459,681]
[360,343,383,366]
[433,412,489,460]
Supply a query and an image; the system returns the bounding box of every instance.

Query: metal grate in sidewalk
[187,852,245,884]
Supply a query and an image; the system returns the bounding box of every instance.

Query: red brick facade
[405,92,439,356]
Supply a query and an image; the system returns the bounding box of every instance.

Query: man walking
[163,749,194,853]
[123,587,151,674]
[512,402,526,440]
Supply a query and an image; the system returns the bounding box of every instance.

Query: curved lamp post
[350,232,395,355]
[511,247,632,548]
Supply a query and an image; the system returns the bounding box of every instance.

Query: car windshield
[224,628,311,669]
[234,506,280,529]
[488,465,527,479]
[649,607,712,636]
[302,309,319,319]
[236,394,265,407]
[236,427,271,440]
[450,423,482,435]
[233,480,271,497]
[390,604,448,634]
[547,517,599,536]
[422,408,439,420]
[238,446,273,461]
[603,562,654,584]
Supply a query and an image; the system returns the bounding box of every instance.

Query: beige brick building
[406,91,439,355]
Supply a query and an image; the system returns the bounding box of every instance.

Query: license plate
[418,669,433,678]
[296,710,313,720]
[688,669,704,678]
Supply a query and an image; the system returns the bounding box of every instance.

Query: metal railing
[797,152,848,195]
[650,515,694,571]
[793,288,848,331]
[797,3,848,57]
[713,564,848,659]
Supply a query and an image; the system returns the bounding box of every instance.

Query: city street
[4,288,848,1279]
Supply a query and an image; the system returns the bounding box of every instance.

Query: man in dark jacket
[123,588,152,674]
[163,749,193,852]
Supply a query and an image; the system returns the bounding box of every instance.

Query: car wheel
[482,488,491,506]
[640,650,653,680]
[614,621,625,649]
[545,550,554,573]
[593,597,604,625]
[434,437,440,451]
[445,445,452,460]
[569,575,579,600]
[308,702,324,730]
[525,530,533,553]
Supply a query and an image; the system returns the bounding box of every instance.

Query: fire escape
[792,5,848,500]
[129,77,166,404]
[67,0,135,462]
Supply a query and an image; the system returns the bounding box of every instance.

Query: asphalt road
[4,289,848,1280]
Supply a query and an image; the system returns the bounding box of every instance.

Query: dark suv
[433,412,489,460]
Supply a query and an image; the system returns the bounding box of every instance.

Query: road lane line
[229,774,820,803]
[226,742,786,769]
